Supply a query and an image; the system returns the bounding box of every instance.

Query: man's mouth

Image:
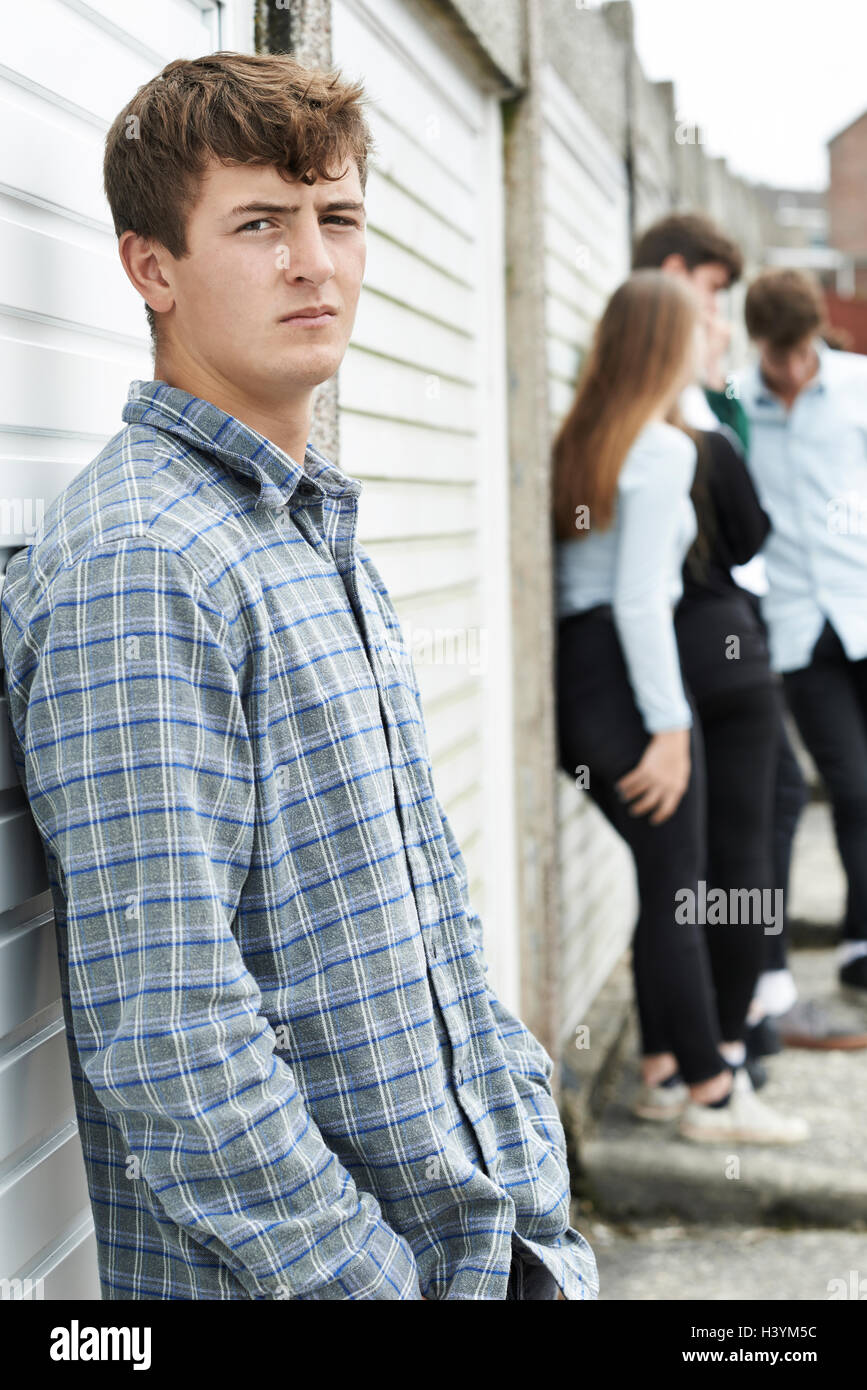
[279,306,338,327]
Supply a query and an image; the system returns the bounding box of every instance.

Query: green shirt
[705,386,750,455]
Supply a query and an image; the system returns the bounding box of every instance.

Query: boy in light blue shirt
[736,268,867,1004]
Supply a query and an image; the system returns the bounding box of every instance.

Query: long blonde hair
[552,270,699,541]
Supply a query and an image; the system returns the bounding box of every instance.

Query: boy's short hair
[745,268,826,349]
[103,51,375,349]
[632,212,743,285]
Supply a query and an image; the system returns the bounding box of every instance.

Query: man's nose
[284,223,334,283]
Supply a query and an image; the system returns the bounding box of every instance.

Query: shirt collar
[122,379,361,509]
[750,337,829,408]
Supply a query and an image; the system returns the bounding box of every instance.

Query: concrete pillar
[258,0,340,463]
[501,0,561,1062]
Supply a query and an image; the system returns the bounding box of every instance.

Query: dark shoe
[744,1056,768,1090]
[777,998,867,1050]
[746,1016,782,1058]
[839,954,867,1003]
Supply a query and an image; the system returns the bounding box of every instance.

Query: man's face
[686,261,732,318]
[152,158,366,403]
[756,334,819,402]
[660,254,731,317]
[660,256,732,385]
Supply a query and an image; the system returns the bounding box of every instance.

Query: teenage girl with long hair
[553,270,807,1143]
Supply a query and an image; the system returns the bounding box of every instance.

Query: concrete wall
[542,2,630,158]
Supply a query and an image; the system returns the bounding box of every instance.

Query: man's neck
[154,355,314,466]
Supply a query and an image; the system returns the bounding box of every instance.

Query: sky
[626,0,867,190]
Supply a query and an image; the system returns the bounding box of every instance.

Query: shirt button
[456,1069,463,1086]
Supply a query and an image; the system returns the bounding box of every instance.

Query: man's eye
[323,216,358,227]
[239,219,273,233]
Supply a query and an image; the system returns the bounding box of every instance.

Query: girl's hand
[700,309,731,390]
[615,729,691,825]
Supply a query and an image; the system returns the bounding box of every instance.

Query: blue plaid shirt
[1,379,598,1300]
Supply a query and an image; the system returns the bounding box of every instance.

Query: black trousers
[677,588,808,981]
[693,682,782,1039]
[556,608,725,1084]
[782,620,867,943]
[766,719,809,972]
[504,1248,561,1300]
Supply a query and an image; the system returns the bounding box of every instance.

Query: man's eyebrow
[222,199,366,220]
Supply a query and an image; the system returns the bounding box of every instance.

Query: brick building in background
[826,107,867,351]
[828,108,867,294]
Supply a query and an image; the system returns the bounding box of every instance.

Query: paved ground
[574,799,867,1300]
[577,1219,867,1301]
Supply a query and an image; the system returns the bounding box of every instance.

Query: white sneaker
[632,1075,689,1120]
[678,1068,810,1145]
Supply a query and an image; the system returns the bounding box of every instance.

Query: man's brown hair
[632,212,743,286]
[103,51,375,348]
[745,268,826,349]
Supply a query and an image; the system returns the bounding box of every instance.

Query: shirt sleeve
[612,432,696,733]
[358,545,572,1191]
[3,537,421,1301]
[704,428,771,567]
[433,795,572,1194]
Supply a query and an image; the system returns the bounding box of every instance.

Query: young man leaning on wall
[739,270,867,1014]
[0,52,595,1301]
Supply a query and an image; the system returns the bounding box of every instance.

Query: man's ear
[118,229,175,317]
[660,253,689,277]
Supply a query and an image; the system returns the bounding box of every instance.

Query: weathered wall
[542,1,630,158]
[444,0,524,87]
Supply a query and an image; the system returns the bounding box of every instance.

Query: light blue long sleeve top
[734,341,867,674]
[555,419,698,733]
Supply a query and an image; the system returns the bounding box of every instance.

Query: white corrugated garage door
[0,0,253,1300]
[332,0,519,1005]
[540,62,637,1045]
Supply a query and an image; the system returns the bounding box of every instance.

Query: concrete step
[579,950,867,1230]
[572,1215,867,1300]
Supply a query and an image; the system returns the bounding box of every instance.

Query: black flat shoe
[745,1016,782,1058]
[744,1056,768,1090]
[839,953,867,1001]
